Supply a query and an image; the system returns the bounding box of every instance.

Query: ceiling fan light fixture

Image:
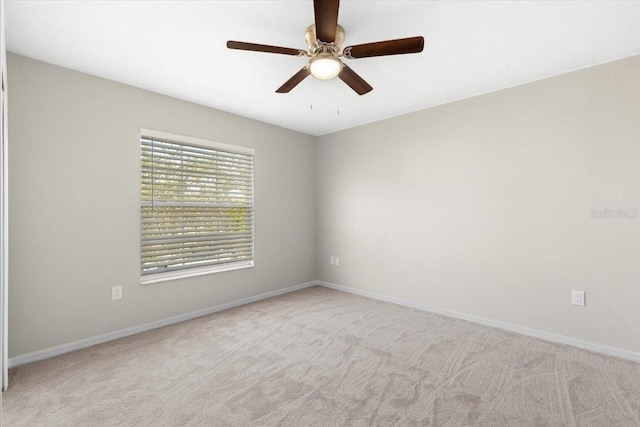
[308,54,343,80]
[226,1,425,94]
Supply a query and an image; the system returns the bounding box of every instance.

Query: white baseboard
[10,279,639,368]
[318,281,640,363]
[8,280,318,368]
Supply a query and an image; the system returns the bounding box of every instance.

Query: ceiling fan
[226,0,424,96]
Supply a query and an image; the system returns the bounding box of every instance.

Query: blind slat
[142,156,253,176]
[141,165,253,182]
[141,139,253,164]
[144,245,251,266]
[142,207,252,213]
[142,250,252,268]
[141,189,253,198]
[141,148,254,170]
[142,220,253,230]
[143,242,253,258]
[141,180,254,191]
[143,230,251,238]
[143,223,251,232]
[141,202,252,208]
[141,248,253,267]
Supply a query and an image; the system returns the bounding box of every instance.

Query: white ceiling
[5,1,640,136]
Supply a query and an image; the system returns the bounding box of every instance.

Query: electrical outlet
[335,257,340,266]
[571,290,585,306]
[330,256,335,265]
[112,286,123,300]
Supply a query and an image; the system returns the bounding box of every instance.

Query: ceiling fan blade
[314,0,340,43]
[276,67,311,93]
[344,36,424,59]
[227,41,304,56]
[339,64,373,96]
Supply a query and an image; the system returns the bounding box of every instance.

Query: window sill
[140,261,254,286]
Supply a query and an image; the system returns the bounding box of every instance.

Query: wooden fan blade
[344,36,424,59]
[276,67,311,93]
[227,41,304,56]
[339,64,373,96]
[314,0,340,43]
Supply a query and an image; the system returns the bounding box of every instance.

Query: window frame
[139,128,255,285]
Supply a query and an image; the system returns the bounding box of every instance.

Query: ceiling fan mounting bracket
[305,24,345,52]
[310,41,341,58]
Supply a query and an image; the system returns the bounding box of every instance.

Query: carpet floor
[2,286,640,426]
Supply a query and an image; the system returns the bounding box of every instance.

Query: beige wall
[8,53,640,359]
[316,56,640,353]
[7,54,316,358]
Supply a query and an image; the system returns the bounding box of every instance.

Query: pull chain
[336,78,340,116]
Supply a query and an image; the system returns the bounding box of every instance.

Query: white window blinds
[140,132,254,281]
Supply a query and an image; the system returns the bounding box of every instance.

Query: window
[140,129,254,284]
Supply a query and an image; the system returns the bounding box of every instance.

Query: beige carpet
[2,286,640,426]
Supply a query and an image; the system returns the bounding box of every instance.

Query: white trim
[140,260,254,285]
[140,128,255,155]
[318,281,640,363]
[8,280,317,368]
[0,0,9,391]
[11,279,638,368]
